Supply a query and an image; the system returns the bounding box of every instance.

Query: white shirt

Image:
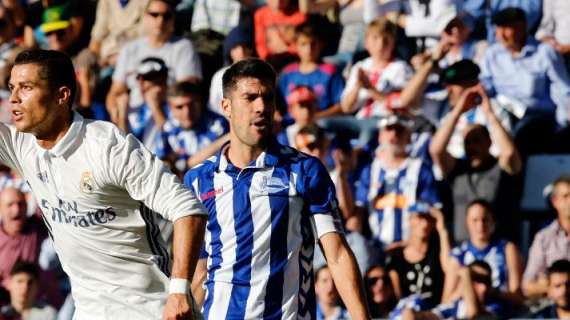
[0,113,206,319]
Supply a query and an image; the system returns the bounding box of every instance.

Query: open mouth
[12,110,23,121]
[252,119,268,130]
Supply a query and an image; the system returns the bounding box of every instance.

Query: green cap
[40,5,70,34]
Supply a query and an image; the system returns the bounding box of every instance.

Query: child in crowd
[277,86,318,148]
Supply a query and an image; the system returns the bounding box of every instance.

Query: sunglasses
[366,276,387,286]
[45,29,67,38]
[147,11,173,20]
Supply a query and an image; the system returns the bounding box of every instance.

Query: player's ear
[221,97,231,119]
[56,86,72,107]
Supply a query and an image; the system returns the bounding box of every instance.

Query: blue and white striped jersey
[184,142,343,320]
[451,239,509,290]
[355,157,440,247]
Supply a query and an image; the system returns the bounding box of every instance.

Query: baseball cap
[408,202,431,215]
[40,5,71,34]
[441,59,480,85]
[491,7,526,26]
[378,114,414,130]
[286,86,317,107]
[136,57,168,80]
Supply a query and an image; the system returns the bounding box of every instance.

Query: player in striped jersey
[355,114,440,248]
[185,59,369,319]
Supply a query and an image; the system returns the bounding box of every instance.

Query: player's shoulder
[83,118,124,143]
[272,144,328,177]
[184,155,218,184]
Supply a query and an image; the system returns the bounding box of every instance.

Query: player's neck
[227,138,266,169]
[35,112,73,150]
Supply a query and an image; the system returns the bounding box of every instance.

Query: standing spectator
[106,0,202,121]
[535,0,570,70]
[0,188,46,289]
[355,115,440,248]
[278,21,345,119]
[364,265,398,318]
[429,84,522,242]
[315,266,349,320]
[0,262,56,320]
[524,176,570,297]
[529,259,570,319]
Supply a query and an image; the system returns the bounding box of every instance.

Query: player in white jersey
[3,49,207,319]
[188,59,370,319]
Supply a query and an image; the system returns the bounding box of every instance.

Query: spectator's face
[267,0,290,11]
[365,33,394,61]
[552,182,570,219]
[138,76,167,99]
[230,45,253,64]
[495,23,526,50]
[7,272,37,308]
[466,204,494,242]
[296,34,322,63]
[295,133,325,159]
[409,214,434,239]
[289,103,314,126]
[463,125,491,161]
[46,27,72,52]
[222,77,275,148]
[443,18,469,45]
[8,64,62,136]
[366,266,394,304]
[548,272,570,310]
[315,267,340,305]
[144,1,174,37]
[168,95,202,130]
[379,124,410,155]
[0,188,27,234]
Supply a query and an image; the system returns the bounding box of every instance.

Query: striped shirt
[451,239,509,290]
[184,141,343,320]
[355,157,440,247]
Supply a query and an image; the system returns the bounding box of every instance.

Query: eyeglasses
[366,276,387,286]
[147,11,173,21]
[45,29,66,38]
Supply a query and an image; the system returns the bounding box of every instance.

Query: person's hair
[222,58,276,98]
[366,17,398,40]
[466,199,494,216]
[146,0,175,12]
[295,21,322,41]
[14,50,76,107]
[167,81,202,99]
[547,259,570,278]
[9,261,39,281]
[468,260,492,284]
[297,124,325,143]
[315,265,329,280]
[553,175,570,197]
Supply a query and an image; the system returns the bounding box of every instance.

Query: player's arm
[191,258,207,309]
[319,232,370,320]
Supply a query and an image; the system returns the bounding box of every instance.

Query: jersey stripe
[282,171,302,317]
[139,204,170,277]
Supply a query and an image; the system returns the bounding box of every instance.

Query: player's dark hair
[167,81,202,99]
[10,261,40,281]
[222,58,276,98]
[14,50,76,108]
[548,259,570,278]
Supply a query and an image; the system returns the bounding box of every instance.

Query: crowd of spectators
[0,0,569,319]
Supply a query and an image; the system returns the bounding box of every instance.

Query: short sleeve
[354,164,371,207]
[174,39,202,80]
[112,44,131,83]
[0,124,22,172]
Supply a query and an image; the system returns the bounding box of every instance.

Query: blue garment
[316,304,349,320]
[279,63,345,111]
[432,298,505,319]
[128,103,170,155]
[480,38,570,126]
[451,239,509,290]
[184,141,343,319]
[530,304,559,319]
[389,294,432,320]
[119,0,129,8]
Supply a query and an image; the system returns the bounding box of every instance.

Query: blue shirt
[451,239,509,290]
[480,38,570,125]
[128,103,170,155]
[184,141,343,320]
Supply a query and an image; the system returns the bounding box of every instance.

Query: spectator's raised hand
[455,86,481,114]
[430,37,453,62]
[357,68,373,89]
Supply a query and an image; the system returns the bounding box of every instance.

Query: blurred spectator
[480,7,570,154]
[106,0,202,121]
[159,81,228,175]
[254,0,306,68]
[529,259,570,319]
[209,24,255,115]
[429,83,522,242]
[386,205,450,308]
[279,21,345,119]
[88,0,150,67]
[355,115,440,248]
[364,265,397,318]
[444,200,523,304]
[277,86,318,148]
[523,176,570,297]
[535,0,570,70]
[315,265,349,320]
[0,6,23,92]
[0,188,46,289]
[437,14,487,68]
[0,262,56,320]
[190,0,244,36]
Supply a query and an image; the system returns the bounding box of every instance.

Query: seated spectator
[429,83,522,242]
[355,115,440,248]
[535,0,570,69]
[278,21,345,119]
[386,204,450,308]
[278,86,318,148]
[523,176,570,297]
[107,0,202,121]
[254,0,306,69]
[159,81,229,175]
[444,199,523,304]
[315,266,349,320]
[0,262,56,320]
[529,259,570,319]
[88,0,150,67]
[364,265,397,318]
[190,0,243,37]
[479,7,570,154]
[437,14,487,68]
[0,188,46,289]
[209,24,255,115]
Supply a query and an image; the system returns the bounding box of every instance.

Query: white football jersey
[0,113,206,319]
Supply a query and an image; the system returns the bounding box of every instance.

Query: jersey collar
[215,139,280,172]
[37,112,84,158]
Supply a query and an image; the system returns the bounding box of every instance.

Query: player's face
[315,267,339,305]
[8,273,38,307]
[365,266,393,304]
[222,77,275,148]
[168,95,201,130]
[466,204,494,242]
[548,272,570,310]
[8,64,61,136]
[552,183,570,219]
[0,188,27,234]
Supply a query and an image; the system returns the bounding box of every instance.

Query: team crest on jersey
[80,171,95,194]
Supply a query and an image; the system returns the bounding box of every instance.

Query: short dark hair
[466,199,494,215]
[468,260,492,285]
[146,0,176,11]
[167,81,202,99]
[14,50,76,107]
[222,58,276,98]
[548,259,570,278]
[295,21,322,41]
[10,261,40,281]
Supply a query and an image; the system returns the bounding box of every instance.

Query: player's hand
[163,293,193,320]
